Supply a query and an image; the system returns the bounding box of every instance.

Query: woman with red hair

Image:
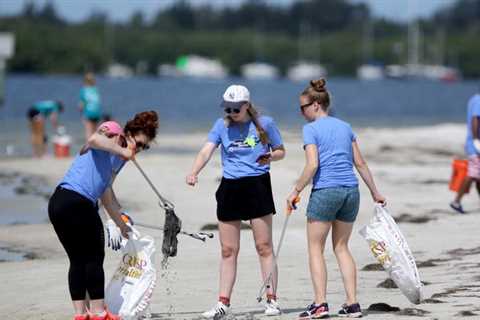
[48,111,158,320]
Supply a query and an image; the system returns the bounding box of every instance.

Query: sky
[0,0,458,23]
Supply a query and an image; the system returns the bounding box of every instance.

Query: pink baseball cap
[100,121,124,136]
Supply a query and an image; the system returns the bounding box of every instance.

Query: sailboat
[287,20,327,82]
[356,17,384,80]
[241,62,279,80]
[386,0,460,82]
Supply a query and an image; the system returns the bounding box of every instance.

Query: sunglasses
[133,136,150,151]
[300,101,314,112]
[224,108,241,114]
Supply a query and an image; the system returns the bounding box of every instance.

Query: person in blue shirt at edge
[26,99,64,157]
[48,111,158,320]
[450,89,480,214]
[186,85,286,318]
[79,72,102,142]
[286,79,386,319]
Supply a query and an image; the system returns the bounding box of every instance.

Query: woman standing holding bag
[186,85,285,318]
[287,79,385,319]
[48,111,158,320]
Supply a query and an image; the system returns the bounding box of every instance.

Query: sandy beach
[1,123,479,320]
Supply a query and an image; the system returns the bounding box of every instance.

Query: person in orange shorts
[450,90,480,214]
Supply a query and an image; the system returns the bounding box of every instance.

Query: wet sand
[1,123,480,319]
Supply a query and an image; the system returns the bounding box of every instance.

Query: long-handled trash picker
[131,220,213,242]
[131,158,213,259]
[256,197,300,303]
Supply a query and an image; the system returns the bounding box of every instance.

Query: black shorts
[215,172,276,222]
[85,116,100,122]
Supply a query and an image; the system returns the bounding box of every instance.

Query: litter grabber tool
[131,158,213,259]
[121,214,213,242]
[256,197,300,303]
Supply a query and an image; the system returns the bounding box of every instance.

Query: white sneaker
[202,301,231,319]
[264,299,281,316]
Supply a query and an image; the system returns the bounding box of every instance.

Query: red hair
[124,110,159,140]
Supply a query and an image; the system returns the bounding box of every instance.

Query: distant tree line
[0,0,479,77]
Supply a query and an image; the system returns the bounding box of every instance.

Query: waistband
[55,185,99,209]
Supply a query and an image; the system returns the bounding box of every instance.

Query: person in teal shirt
[79,72,102,142]
[26,100,64,157]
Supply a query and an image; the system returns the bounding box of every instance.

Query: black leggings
[48,187,105,300]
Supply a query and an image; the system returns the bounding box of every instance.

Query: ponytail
[247,103,269,145]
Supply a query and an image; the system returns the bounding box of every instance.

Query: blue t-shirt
[80,86,102,119]
[465,93,480,156]
[33,100,60,117]
[59,149,126,204]
[303,116,358,189]
[208,116,283,179]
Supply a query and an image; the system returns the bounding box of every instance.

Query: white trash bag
[106,228,157,319]
[359,204,423,304]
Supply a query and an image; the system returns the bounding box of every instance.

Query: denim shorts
[306,186,360,222]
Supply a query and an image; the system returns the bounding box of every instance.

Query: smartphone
[256,153,271,162]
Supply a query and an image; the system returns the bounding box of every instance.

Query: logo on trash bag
[369,240,391,267]
[113,253,147,279]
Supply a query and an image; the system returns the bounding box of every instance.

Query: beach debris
[367,303,400,312]
[394,213,436,224]
[361,263,383,271]
[446,246,480,257]
[377,278,398,289]
[455,311,478,317]
[423,298,445,304]
[431,287,470,298]
[398,308,430,316]
[416,259,440,268]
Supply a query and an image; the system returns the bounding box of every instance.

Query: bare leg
[218,220,241,299]
[31,117,46,157]
[454,177,473,203]
[72,300,88,315]
[332,220,357,305]
[251,214,276,297]
[307,219,331,304]
[89,299,105,314]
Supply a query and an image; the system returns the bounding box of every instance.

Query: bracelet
[294,186,302,193]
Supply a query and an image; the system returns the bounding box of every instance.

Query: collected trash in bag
[359,204,423,304]
[105,228,157,319]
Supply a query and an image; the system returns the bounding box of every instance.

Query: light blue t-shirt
[465,93,480,156]
[33,100,60,116]
[208,116,283,179]
[80,86,102,119]
[59,149,126,204]
[303,116,358,189]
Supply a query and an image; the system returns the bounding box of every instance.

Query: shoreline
[1,123,480,319]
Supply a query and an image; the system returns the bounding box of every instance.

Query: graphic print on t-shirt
[227,134,260,152]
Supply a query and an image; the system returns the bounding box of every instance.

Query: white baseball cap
[221,85,250,109]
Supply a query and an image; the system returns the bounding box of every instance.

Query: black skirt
[215,172,276,222]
